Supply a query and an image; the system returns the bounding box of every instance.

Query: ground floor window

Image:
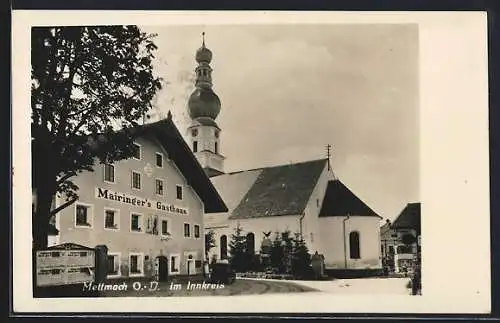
[170,254,180,274]
[107,253,121,277]
[194,225,200,238]
[129,253,144,276]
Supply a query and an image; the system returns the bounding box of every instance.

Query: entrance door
[156,256,168,282]
[186,255,196,276]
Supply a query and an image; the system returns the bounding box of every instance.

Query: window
[161,220,169,236]
[103,163,115,183]
[246,232,255,254]
[184,223,190,237]
[107,253,121,277]
[191,129,198,137]
[155,152,163,168]
[193,141,198,153]
[176,185,183,200]
[388,246,395,254]
[132,143,141,160]
[214,142,218,154]
[155,179,164,195]
[131,171,141,190]
[220,235,228,259]
[194,225,200,238]
[170,254,180,274]
[397,245,412,254]
[349,231,361,259]
[75,204,92,227]
[104,209,119,230]
[129,253,144,276]
[130,213,142,232]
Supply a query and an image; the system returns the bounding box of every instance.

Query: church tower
[187,33,225,177]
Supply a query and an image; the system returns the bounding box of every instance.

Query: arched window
[220,235,228,259]
[246,232,255,254]
[349,231,361,259]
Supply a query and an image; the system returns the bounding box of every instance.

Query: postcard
[12,10,490,314]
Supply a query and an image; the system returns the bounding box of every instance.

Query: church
[185,35,384,272]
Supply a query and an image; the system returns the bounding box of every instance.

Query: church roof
[319,180,381,218]
[228,159,328,219]
[391,202,421,231]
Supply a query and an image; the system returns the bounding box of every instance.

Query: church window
[214,142,218,154]
[193,141,198,153]
[220,235,228,259]
[349,231,361,259]
[246,233,255,255]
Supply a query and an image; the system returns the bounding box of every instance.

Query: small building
[43,115,227,279]
[381,202,421,274]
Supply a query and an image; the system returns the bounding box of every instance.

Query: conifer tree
[269,231,283,273]
[228,223,247,272]
[291,232,312,279]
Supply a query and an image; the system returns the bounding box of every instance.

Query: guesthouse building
[44,114,227,280]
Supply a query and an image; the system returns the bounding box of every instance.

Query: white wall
[206,215,300,260]
[301,163,331,253]
[318,216,382,269]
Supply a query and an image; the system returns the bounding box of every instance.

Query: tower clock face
[192,129,198,137]
[215,130,220,138]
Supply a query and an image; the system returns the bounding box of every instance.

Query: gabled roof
[391,202,421,230]
[205,169,263,227]
[228,159,328,220]
[135,116,228,213]
[319,180,381,218]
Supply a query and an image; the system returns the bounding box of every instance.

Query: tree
[291,233,312,279]
[205,230,216,260]
[269,231,283,273]
[31,26,162,250]
[228,223,247,272]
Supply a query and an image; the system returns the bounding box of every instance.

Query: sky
[140,24,419,221]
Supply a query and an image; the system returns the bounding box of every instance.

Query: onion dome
[187,87,221,119]
[196,32,212,63]
[189,116,220,128]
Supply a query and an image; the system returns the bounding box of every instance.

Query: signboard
[95,187,189,215]
[36,243,95,287]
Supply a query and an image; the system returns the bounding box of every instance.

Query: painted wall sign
[95,187,188,215]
